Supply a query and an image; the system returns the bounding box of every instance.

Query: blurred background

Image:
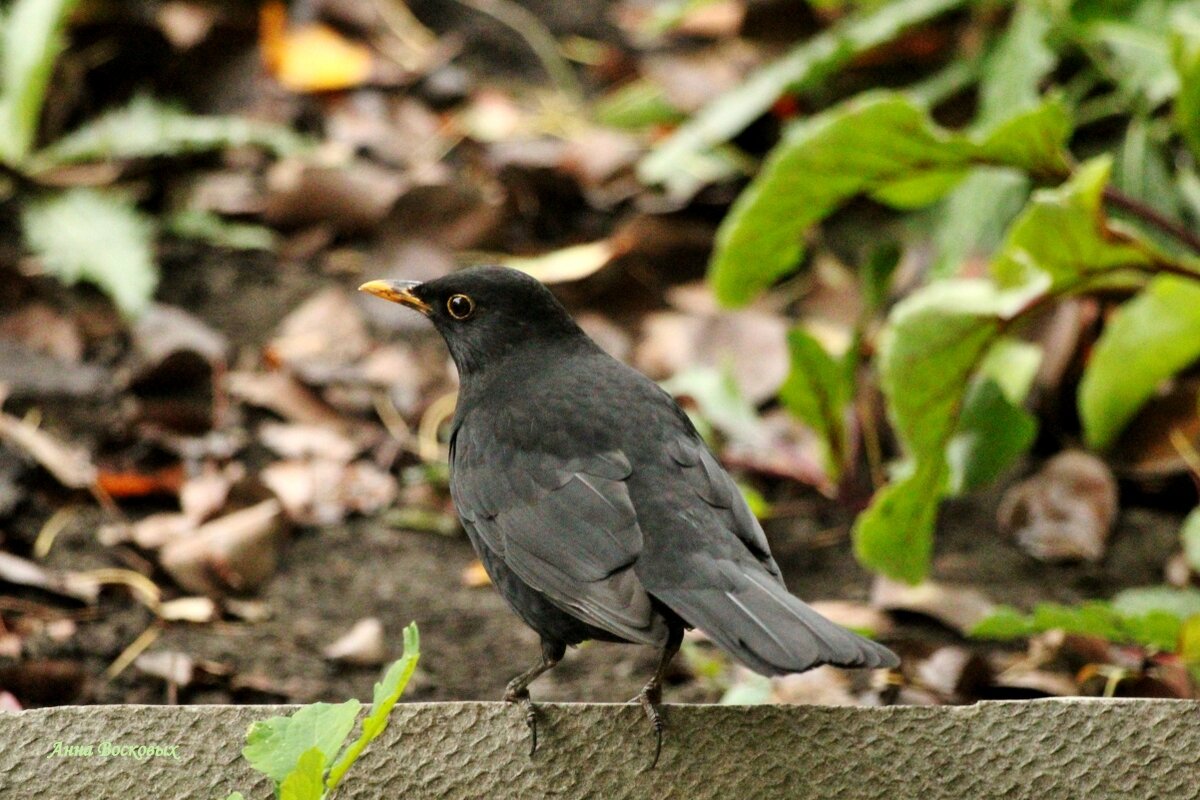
[2,0,1200,712]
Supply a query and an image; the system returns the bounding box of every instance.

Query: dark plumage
[360,266,898,763]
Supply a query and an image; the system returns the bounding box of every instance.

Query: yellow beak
[358,279,432,315]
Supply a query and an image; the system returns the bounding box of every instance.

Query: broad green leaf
[167,210,276,251]
[946,378,1037,494]
[977,337,1043,404]
[242,700,361,785]
[1181,616,1200,671]
[929,0,1052,278]
[224,794,246,800]
[977,1,1056,127]
[0,0,78,164]
[22,188,158,317]
[1085,21,1178,107]
[973,601,1181,652]
[1112,586,1200,620]
[32,94,306,168]
[279,748,326,800]
[638,0,971,187]
[327,623,420,792]
[861,242,901,313]
[779,327,851,481]
[853,460,944,584]
[1172,10,1200,161]
[1183,508,1200,573]
[709,94,1070,306]
[1113,114,1182,221]
[853,280,1043,583]
[1079,276,1200,449]
[969,606,1035,640]
[991,157,1198,292]
[930,170,1030,279]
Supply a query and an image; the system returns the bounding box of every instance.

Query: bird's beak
[358,279,432,315]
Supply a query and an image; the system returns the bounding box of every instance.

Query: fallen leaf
[228,371,346,427]
[157,596,218,623]
[503,240,619,285]
[265,287,371,381]
[159,499,285,596]
[0,553,99,604]
[871,576,997,635]
[0,303,83,363]
[261,458,398,525]
[265,159,408,235]
[0,407,97,490]
[259,422,362,463]
[260,1,374,92]
[135,650,195,686]
[323,617,386,666]
[998,450,1118,563]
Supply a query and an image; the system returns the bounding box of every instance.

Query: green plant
[0,0,302,317]
[224,623,419,800]
[635,0,1200,586]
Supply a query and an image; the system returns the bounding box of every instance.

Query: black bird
[360,267,898,765]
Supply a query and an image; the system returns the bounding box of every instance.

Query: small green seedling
[224,622,419,800]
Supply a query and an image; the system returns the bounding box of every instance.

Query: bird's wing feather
[451,424,664,645]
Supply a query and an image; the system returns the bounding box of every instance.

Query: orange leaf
[259,1,373,92]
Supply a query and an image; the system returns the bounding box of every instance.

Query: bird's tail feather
[658,568,898,676]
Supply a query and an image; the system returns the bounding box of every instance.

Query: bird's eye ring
[447,293,474,319]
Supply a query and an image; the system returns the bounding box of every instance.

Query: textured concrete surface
[3,699,1200,799]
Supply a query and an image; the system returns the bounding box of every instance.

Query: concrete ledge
[3,699,1200,799]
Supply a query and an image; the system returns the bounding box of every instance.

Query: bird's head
[359,266,587,376]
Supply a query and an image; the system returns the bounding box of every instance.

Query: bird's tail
[657,567,898,676]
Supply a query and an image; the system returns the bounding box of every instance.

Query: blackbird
[361,267,898,765]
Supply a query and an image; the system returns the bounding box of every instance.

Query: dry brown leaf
[135,650,195,686]
[265,287,371,379]
[227,371,346,427]
[0,303,83,363]
[265,160,408,234]
[129,304,228,387]
[808,600,894,637]
[0,408,97,490]
[259,422,361,463]
[998,450,1118,563]
[159,499,285,596]
[261,458,397,525]
[157,596,218,623]
[871,576,996,635]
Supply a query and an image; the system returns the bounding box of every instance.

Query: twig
[1102,185,1200,257]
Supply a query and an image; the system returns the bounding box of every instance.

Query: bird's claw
[505,689,539,756]
[635,685,666,770]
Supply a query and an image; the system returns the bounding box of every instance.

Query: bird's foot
[633,683,666,770]
[503,686,539,757]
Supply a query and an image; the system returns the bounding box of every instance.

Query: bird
[360,266,898,766]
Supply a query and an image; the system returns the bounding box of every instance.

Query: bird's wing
[665,434,782,580]
[450,424,665,646]
[638,431,898,676]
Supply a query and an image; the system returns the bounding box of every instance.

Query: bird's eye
[446,293,474,319]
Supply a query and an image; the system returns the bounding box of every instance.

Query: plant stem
[1102,185,1200,257]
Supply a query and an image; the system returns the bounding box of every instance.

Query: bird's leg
[503,638,565,757]
[633,623,684,770]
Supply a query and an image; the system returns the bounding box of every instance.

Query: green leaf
[976,1,1056,126]
[947,378,1037,494]
[861,242,901,313]
[279,748,326,800]
[167,210,276,252]
[1112,586,1200,620]
[779,327,851,481]
[0,0,78,164]
[991,157,1197,292]
[662,367,762,446]
[709,94,1070,306]
[638,0,971,187]
[853,280,1043,583]
[326,622,420,792]
[242,700,361,785]
[969,606,1035,640]
[1183,508,1200,573]
[1113,114,1182,221]
[22,188,158,317]
[33,93,306,168]
[224,794,246,800]
[1173,10,1200,160]
[1079,276,1200,449]
[1085,20,1178,107]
